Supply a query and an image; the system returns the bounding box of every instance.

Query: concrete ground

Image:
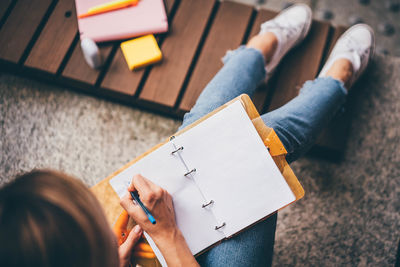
[1,1,400,266]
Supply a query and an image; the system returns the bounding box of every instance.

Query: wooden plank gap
[95,44,120,87]
[171,0,222,110]
[316,25,335,74]
[164,0,180,24]
[319,25,347,72]
[24,0,78,73]
[235,8,278,114]
[257,73,280,114]
[18,0,59,65]
[100,0,178,97]
[129,0,180,97]
[138,0,217,108]
[0,0,17,30]
[177,1,255,113]
[240,8,258,45]
[56,32,80,76]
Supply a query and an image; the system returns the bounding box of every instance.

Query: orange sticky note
[120,35,162,70]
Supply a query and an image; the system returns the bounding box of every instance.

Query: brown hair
[0,170,119,267]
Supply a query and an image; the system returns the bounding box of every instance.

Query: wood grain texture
[164,0,176,15]
[246,9,277,113]
[0,0,52,63]
[139,0,216,107]
[24,0,77,73]
[100,0,176,95]
[0,0,13,23]
[178,1,253,112]
[62,43,113,85]
[268,20,331,111]
[101,47,146,95]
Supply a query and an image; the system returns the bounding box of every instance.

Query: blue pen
[130,191,156,224]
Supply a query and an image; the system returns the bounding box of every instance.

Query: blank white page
[173,101,296,237]
[109,100,296,264]
[109,141,224,255]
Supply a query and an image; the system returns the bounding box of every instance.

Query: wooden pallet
[0,0,350,159]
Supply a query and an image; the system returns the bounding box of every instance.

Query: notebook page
[109,141,224,255]
[174,101,296,237]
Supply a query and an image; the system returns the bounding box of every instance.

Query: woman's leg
[262,77,347,163]
[262,22,375,163]
[196,212,277,266]
[179,46,266,130]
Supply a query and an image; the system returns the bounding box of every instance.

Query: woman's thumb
[119,225,143,259]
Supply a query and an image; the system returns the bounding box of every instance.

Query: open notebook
[109,100,297,265]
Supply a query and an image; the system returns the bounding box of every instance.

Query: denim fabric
[179,46,266,130]
[179,46,347,266]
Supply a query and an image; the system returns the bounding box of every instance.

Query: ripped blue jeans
[179,46,347,266]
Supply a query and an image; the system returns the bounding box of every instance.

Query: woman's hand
[118,224,142,267]
[120,174,178,241]
[120,174,199,267]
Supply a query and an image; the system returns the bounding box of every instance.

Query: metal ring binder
[184,168,196,176]
[215,222,226,230]
[202,200,214,208]
[171,146,184,155]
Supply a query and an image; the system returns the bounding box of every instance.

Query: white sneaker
[260,4,312,77]
[319,24,375,88]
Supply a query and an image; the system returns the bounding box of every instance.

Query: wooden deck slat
[0,0,53,63]
[100,0,176,95]
[62,44,113,85]
[0,0,14,24]
[24,0,77,74]
[268,21,331,111]
[139,0,216,108]
[246,9,277,113]
[164,0,176,14]
[178,1,253,113]
[101,48,145,95]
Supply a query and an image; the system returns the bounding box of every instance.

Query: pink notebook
[75,0,168,42]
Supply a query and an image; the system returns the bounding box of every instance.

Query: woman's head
[0,170,119,267]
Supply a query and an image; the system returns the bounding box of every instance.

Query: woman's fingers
[120,193,148,223]
[120,174,179,243]
[118,225,143,261]
[128,174,152,198]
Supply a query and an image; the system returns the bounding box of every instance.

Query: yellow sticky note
[120,35,162,70]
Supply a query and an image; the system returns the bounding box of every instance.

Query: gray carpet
[0,54,399,266]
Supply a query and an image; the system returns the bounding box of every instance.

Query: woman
[0,4,374,267]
